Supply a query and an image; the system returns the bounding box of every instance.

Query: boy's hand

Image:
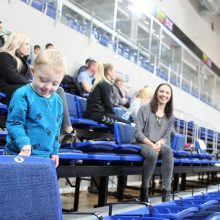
[19,145,32,156]
[51,155,59,168]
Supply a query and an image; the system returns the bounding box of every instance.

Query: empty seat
[114,122,141,154]
[100,34,115,51]
[195,139,215,160]
[0,155,62,220]
[65,93,107,128]
[31,0,45,12]
[46,3,56,19]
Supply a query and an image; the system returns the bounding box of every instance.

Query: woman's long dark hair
[150,83,173,118]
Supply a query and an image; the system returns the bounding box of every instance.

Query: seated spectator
[0,32,32,104]
[127,86,153,122]
[31,44,41,65]
[0,32,74,137]
[77,59,97,95]
[113,77,130,108]
[86,63,130,125]
[4,49,67,167]
[135,83,174,202]
[45,43,54,49]
[77,58,92,75]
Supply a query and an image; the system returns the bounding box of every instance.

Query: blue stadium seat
[31,0,45,12]
[148,63,154,73]
[20,0,30,3]
[0,155,62,220]
[65,93,108,128]
[112,205,198,219]
[114,122,141,154]
[91,27,100,42]
[0,103,7,111]
[100,34,115,51]
[46,3,56,19]
[195,139,215,160]
[117,43,125,56]
[161,199,218,209]
[114,107,131,121]
[170,76,177,86]
[75,141,118,152]
[74,95,108,128]
[71,19,81,32]
[129,50,138,63]
[0,130,7,138]
[181,82,190,93]
[171,133,190,158]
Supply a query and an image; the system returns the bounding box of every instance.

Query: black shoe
[140,187,149,202]
[61,130,79,145]
[162,189,171,202]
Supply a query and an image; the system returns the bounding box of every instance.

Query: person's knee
[141,146,158,161]
[161,144,172,154]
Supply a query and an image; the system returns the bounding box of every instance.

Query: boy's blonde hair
[1,32,29,71]
[34,49,67,74]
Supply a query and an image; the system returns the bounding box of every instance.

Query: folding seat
[74,95,108,129]
[117,43,125,56]
[129,50,138,63]
[195,139,215,160]
[46,3,56,19]
[123,47,130,59]
[71,19,81,32]
[100,34,115,51]
[65,93,107,128]
[0,155,62,220]
[114,122,141,154]
[91,27,100,42]
[20,0,30,3]
[171,133,190,158]
[170,76,177,86]
[31,0,45,12]
[148,63,154,73]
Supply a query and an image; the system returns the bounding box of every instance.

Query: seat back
[114,122,135,144]
[171,133,186,151]
[195,139,207,154]
[65,93,78,118]
[0,156,61,220]
[75,96,87,118]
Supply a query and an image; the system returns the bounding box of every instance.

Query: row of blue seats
[0,91,218,160]
[2,155,220,219]
[174,117,220,143]
[106,191,220,219]
[20,0,57,19]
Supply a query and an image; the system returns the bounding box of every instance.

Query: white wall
[156,0,220,69]
[1,0,220,129]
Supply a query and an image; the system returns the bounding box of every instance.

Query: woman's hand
[19,145,32,156]
[51,155,59,168]
[152,143,161,153]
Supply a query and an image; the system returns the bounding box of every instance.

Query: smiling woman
[135,83,174,203]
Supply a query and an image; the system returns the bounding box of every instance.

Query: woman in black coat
[0,32,31,105]
[0,32,74,136]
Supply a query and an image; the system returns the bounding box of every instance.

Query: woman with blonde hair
[86,63,130,125]
[127,86,153,122]
[0,32,31,104]
[0,32,75,138]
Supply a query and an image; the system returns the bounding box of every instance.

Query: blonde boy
[5,49,67,167]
